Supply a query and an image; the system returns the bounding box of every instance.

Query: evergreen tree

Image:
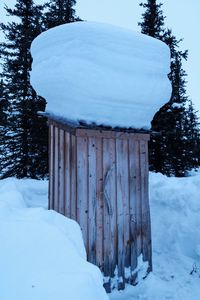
[138,0,165,38]
[184,101,200,171]
[0,79,9,174]
[43,0,78,29]
[0,0,48,179]
[139,0,200,176]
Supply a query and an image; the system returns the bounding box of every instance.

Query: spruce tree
[184,101,200,171]
[0,0,48,179]
[139,0,200,176]
[0,79,9,174]
[43,0,78,29]
[138,0,165,38]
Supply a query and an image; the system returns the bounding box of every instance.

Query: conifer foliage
[43,0,79,29]
[0,0,79,179]
[139,0,200,176]
[0,0,48,179]
[138,0,165,39]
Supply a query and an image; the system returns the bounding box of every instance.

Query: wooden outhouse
[48,116,152,292]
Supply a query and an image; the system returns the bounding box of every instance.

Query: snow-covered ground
[111,171,200,300]
[0,172,200,299]
[0,178,108,300]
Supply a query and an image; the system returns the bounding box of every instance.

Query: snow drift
[0,178,108,300]
[1,173,200,300]
[31,21,171,129]
[111,171,200,300]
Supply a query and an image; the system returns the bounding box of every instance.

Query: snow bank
[1,173,200,300]
[31,21,171,129]
[0,178,108,300]
[111,172,200,300]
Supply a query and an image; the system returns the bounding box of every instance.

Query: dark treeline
[139,0,200,176]
[0,0,199,179]
[0,0,79,179]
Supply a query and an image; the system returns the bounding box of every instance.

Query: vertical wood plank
[140,140,152,272]
[109,139,117,281]
[53,127,59,212]
[116,139,127,290]
[58,129,65,215]
[70,134,77,221]
[88,137,97,265]
[102,138,112,292]
[49,124,54,210]
[123,139,130,272]
[129,137,138,284]
[96,137,104,271]
[77,136,88,250]
[64,131,71,218]
[135,139,142,261]
[102,138,117,292]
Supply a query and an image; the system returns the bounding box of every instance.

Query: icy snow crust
[31,22,172,129]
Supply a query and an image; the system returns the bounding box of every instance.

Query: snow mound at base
[0,178,108,300]
[111,171,200,300]
[31,21,171,129]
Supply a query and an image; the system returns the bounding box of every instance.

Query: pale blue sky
[1,0,200,112]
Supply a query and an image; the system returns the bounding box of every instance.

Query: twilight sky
[1,0,200,112]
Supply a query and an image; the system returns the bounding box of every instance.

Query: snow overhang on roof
[31,21,172,130]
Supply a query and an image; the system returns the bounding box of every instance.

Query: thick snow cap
[31,21,172,129]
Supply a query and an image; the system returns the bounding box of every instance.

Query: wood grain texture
[64,131,71,218]
[49,124,54,210]
[140,140,152,272]
[95,137,104,271]
[77,136,88,249]
[134,139,142,262]
[116,138,125,290]
[102,138,112,292]
[88,137,97,265]
[70,134,77,221]
[58,129,65,215]
[53,127,59,212]
[48,121,152,291]
[128,137,138,284]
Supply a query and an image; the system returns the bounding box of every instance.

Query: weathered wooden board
[95,138,104,271]
[140,140,152,273]
[135,139,142,261]
[70,134,77,221]
[58,129,65,215]
[77,136,88,249]
[116,138,125,290]
[64,131,70,218]
[49,124,54,210]
[53,127,59,212]
[88,137,97,265]
[128,137,138,284]
[48,120,152,292]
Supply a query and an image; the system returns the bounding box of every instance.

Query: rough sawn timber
[48,119,152,292]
